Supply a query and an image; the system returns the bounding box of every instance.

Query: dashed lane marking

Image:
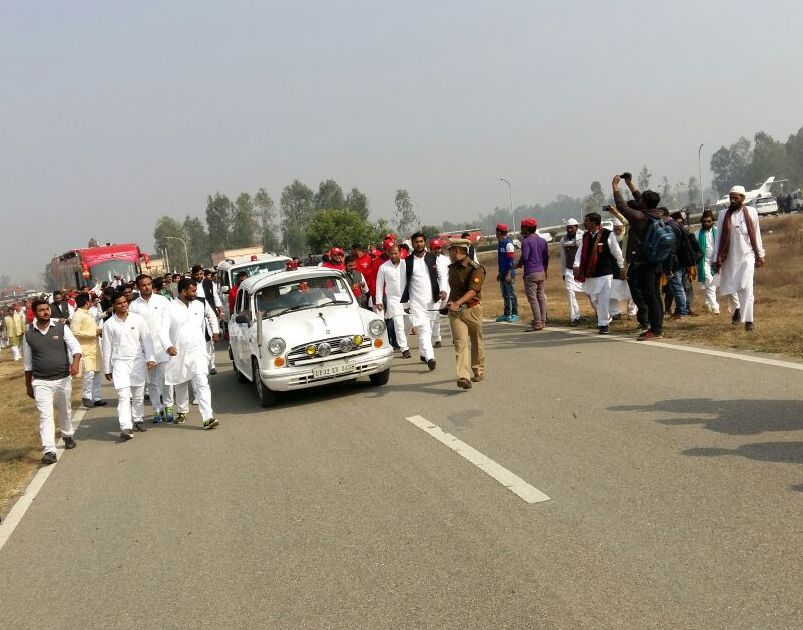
[405,415,551,504]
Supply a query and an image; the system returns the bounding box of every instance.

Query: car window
[256,275,353,316]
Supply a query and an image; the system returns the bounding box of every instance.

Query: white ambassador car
[228,267,394,406]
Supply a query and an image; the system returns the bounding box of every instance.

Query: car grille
[286,335,373,366]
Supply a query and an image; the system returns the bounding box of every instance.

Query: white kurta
[129,294,173,363]
[407,254,435,326]
[101,312,156,389]
[374,260,407,317]
[559,236,586,293]
[164,299,218,386]
[712,206,764,295]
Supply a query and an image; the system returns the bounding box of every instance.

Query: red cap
[329,247,344,257]
[521,217,538,229]
[496,223,509,233]
[429,238,443,249]
[382,238,396,251]
[286,260,299,271]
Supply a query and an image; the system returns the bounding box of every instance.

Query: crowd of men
[8,171,767,465]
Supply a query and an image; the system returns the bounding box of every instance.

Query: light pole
[500,178,514,231]
[698,143,705,213]
[165,236,189,272]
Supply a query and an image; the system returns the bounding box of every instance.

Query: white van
[216,253,290,321]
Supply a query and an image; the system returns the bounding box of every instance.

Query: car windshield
[255,275,353,317]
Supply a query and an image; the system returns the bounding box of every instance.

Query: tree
[280,180,315,256]
[229,193,259,248]
[254,187,281,253]
[660,176,672,206]
[744,131,789,189]
[205,193,234,253]
[346,187,370,220]
[393,189,418,237]
[183,216,210,266]
[314,179,345,210]
[420,225,442,239]
[306,209,376,253]
[687,176,701,208]
[710,136,752,195]
[153,216,187,272]
[637,165,652,190]
[581,181,606,213]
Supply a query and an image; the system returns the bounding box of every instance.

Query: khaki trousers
[448,305,484,380]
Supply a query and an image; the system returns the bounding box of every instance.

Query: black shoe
[419,356,427,363]
[598,325,609,335]
[133,421,148,432]
[731,308,741,325]
[745,322,754,332]
[427,359,437,371]
[41,451,57,465]
[93,400,107,407]
[82,398,93,409]
[144,393,150,401]
[120,429,134,440]
[209,368,218,376]
[63,436,77,449]
[401,350,411,359]
[433,341,442,348]
[569,319,580,327]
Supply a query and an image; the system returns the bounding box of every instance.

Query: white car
[217,254,291,322]
[228,267,394,407]
[753,197,779,216]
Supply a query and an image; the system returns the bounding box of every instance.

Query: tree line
[152,180,420,269]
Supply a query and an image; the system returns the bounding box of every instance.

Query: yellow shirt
[70,308,101,372]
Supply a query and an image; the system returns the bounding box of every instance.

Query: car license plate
[312,361,355,379]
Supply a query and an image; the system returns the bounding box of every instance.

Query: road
[1,321,801,629]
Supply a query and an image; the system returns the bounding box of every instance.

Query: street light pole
[698,143,705,213]
[165,236,190,272]
[500,178,514,231]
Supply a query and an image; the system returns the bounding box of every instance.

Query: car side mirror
[234,314,250,325]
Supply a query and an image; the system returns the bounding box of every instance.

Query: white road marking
[484,319,803,371]
[0,407,87,552]
[405,415,551,504]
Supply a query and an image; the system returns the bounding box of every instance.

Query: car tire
[369,368,391,387]
[234,362,248,383]
[253,357,277,407]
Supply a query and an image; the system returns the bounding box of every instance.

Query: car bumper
[260,347,394,391]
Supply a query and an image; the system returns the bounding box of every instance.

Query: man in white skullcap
[608,216,638,320]
[558,218,585,326]
[712,185,765,331]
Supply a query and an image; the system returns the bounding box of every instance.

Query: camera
[620,172,632,181]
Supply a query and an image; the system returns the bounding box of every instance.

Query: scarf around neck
[717,205,759,268]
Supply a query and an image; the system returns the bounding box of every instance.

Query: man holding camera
[611,172,665,340]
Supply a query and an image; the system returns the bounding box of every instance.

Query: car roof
[239,267,345,293]
[218,254,289,270]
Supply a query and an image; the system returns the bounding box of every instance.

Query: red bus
[49,243,150,289]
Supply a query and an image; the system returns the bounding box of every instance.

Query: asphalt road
[1,321,801,629]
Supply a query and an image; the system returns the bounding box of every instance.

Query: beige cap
[448,238,472,250]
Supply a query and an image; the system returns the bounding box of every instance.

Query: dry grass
[0,349,82,518]
[481,213,803,360]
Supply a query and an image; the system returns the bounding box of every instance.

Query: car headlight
[368,320,386,336]
[267,337,286,356]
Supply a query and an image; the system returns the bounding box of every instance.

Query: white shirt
[374,259,407,317]
[101,312,156,388]
[23,320,82,373]
[129,293,173,363]
[436,253,450,306]
[712,205,765,294]
[573,230,625,271]
[164,298,218,385]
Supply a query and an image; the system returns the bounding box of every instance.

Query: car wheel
[234,361,248,383]
[253,357,276,407]
[369,368,391,386]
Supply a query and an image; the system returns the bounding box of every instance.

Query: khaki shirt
[447,258,485,303]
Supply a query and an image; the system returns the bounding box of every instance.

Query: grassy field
[1,213,801,518]
[480,212,803,359]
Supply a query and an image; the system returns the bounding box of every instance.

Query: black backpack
[676,226,703,268]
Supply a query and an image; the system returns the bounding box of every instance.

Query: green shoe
[203,417,220,430]
[164,406,174,422]
[175,412,187,424]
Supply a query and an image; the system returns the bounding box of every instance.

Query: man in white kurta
[191,265,223,374]
[71,293,105,407]
[405,233,447,369]
[696,211,720,314]
[712,186,766,330]
[165,278,220,429]
[430,239,451,348]
[130,274,175,422]
[558,220,585,325]
[102,293,157,438]
[608,217,637,319]
[3,304,26,361]
[374,245,409,357]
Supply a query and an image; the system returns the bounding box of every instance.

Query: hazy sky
[3,0,802,283]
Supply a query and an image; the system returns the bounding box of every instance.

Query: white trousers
[174,373,214,421]
[11,344,21,361]
[700,279,720,313]
[565,288,581,322]
[609,298,638,316]
[413,312,434,361]
[430,312,442,343]
[116,385,145,431]
[726,289,752,323]
[206,340,216,370]
[585,276,613,326]
[389,313,408,351]
[146,362,173,411]
[81,368,102,402]
[32,376,73,454]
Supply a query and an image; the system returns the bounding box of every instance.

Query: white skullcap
[730,185,746,196]
[566,218,579,226]
[611,216,624,226]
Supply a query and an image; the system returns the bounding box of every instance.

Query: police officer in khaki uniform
[446,239,486,389]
